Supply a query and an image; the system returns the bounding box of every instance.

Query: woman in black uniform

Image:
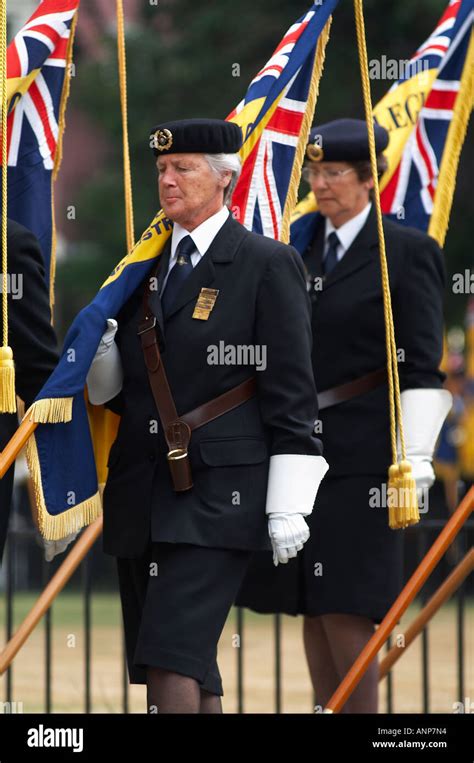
[237,119,452,713]
[86,118,328,713]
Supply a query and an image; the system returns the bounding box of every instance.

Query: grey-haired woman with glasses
[237,118,451,713]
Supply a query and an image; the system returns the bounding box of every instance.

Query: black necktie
[161,235,195,317]
[323,231,340,275]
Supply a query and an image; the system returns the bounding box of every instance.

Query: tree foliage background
[56,0,473,336]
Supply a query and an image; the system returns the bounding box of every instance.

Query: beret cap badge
[152,128,173,152]
[149,118,243,156]
[306,119,389,162]
[306,142,324,162]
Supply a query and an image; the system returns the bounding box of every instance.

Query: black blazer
[0,220,59,563]
[102,215,323,558]
[302,205,445,477]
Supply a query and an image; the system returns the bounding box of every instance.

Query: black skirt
[236,474,404,623]
[117,541,251,696]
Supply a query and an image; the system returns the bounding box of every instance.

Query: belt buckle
[137,315,157,335]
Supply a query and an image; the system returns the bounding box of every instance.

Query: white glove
[268,513,310,566]
[86,319,123,405]
[407,458,436,493]
[96,318,119,356]
[398,388,453,492]
[43,531,79,562]
[265,454,329,566]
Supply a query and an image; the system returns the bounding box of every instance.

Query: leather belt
[138,269,256,490]
[180,377,257,430]
[317,367,388,410]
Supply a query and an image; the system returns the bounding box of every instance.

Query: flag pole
[0,517,103,675]
[324,486,474,713]
[379,547,474,680]
[0,416,36,477]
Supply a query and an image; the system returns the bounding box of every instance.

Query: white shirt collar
[325,202,372,256]
[170,206,229,259]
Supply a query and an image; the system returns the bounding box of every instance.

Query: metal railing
[1,486,472,714]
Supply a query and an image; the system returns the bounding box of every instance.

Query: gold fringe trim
[53,12,78,181]
[50,11,79,313]
[428,29,474,247]
[25,429,102,541]
[26,397,73,424]
[280,16,332,244]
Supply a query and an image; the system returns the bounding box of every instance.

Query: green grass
[1,590,472,629]
[0,590,282,629]
[0,591,122,629]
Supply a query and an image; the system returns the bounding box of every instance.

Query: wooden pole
[0,516,103,675]
[379,547,474,679]
[0,417,37,477]
[324,486,474,713]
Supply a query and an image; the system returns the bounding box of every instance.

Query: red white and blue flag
[4,0,80,289]
[228,0,338,240]
[291,0,473,252]
[377,0,473,230]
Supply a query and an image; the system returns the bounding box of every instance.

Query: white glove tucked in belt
[86,319,123,405]
[266,454,329,566]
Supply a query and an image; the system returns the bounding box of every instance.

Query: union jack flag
[3,0,80,288]
[378,0,474,229]
[228,0,339,239]
[290,0,473,253]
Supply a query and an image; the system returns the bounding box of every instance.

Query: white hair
[203,153,242,205]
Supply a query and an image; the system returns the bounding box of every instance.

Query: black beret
[306,118,389,162]
[149,118,243,156]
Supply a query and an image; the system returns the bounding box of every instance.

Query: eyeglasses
[301,167,355,184]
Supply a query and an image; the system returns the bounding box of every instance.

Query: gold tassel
[354,0,421,530]
[0,346,16,413]
[388,460,419,529]
[388,463,399,529]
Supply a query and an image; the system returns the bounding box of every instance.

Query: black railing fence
[1,480,472,714]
